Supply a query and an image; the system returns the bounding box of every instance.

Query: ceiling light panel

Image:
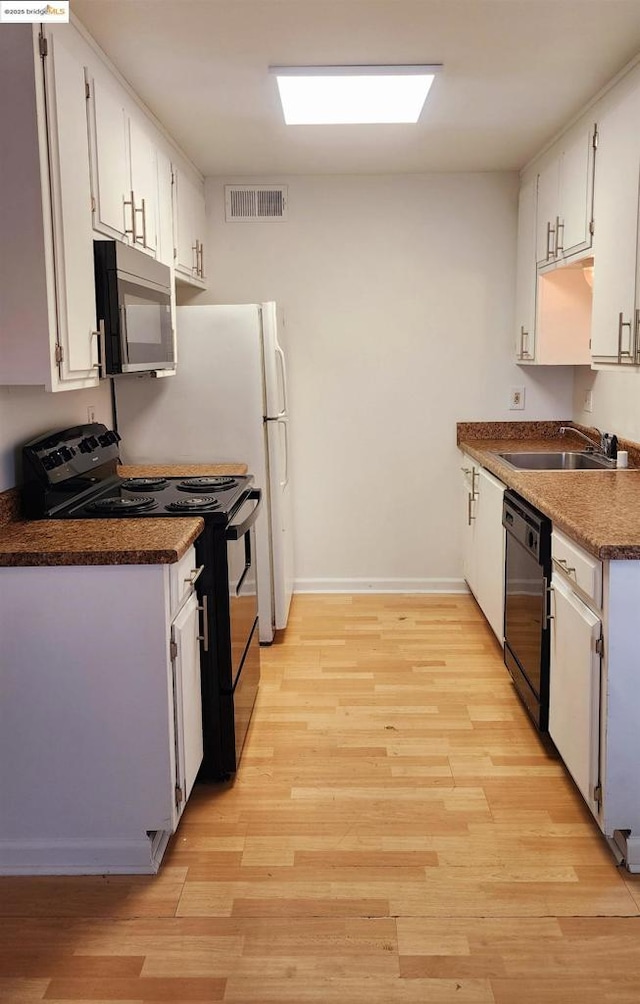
[270,65,441,125]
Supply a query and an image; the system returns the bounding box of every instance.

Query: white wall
[182,173,574,590]
[574,366,640,441]
[0,382,112,491]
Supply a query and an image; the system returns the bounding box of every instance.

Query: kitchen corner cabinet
[460,456,505,644]
[535,121,596,266]
[590,68,640,365]
[549,529,640,873]
[0,24,99,391]
[173,165,207,285]
[0,547,203,875]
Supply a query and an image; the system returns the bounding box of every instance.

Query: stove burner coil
[166,496,222,512]
[177,476,238,492]
[121,477,169,491]
[86,496,158,513]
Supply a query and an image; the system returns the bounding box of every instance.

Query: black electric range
[22,422,262,780]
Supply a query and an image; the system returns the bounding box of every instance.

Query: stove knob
[48,450,63,468]
[87,436,99,449]
[60,446,74,462]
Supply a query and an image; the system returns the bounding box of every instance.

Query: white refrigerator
[114,302,294,643]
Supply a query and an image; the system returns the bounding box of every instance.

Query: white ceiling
[72,0,640,177]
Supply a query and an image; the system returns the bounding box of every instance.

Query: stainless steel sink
[495,451,617,471]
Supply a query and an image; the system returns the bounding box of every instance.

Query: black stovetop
[59,474,252,522]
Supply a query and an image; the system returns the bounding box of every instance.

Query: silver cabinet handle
[553,557,576,577]
[124,190,137,242]
[197,594,209,652]
[184,565,204,588]
[617,312,633,365]
[543,576,554,626]
[198,240,204,278]
[192,242,199,274]
[133,199,147,247]
[555,216,564,254]
[517,326,532,360]
[467,491,475,525]
[470,467,479,499]
[546,220,556,261]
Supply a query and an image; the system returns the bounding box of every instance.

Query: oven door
[224,490,262,691]
[222,490,262,766]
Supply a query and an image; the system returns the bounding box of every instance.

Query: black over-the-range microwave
[94,240,175,376]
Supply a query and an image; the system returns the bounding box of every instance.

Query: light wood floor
[3,594,640,1003]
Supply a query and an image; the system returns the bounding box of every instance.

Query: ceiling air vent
[225,185,288,223]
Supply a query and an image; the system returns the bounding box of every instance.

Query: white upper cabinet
[128,116,158,254]
[173,166,207,285]
[590,69,640,364]
[88,74,130,241]
[0,24,98,392]
[515,177,538,361]
[535,121,597,266]
[88,75,159,255]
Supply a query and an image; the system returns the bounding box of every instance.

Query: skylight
[270,65,441,125]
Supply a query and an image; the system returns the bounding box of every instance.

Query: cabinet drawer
[552,529,602,608]
[169,545,202,618]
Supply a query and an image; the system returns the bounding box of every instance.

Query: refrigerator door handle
[275,342,288,418]
[279,416,289,488]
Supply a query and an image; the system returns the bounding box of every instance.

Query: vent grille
[225,185,288,222]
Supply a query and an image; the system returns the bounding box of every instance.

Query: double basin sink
[495,451,617,471]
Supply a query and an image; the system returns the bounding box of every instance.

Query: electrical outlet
[87,406,96,423]
[509,386,525,411]
[584,388,593,413]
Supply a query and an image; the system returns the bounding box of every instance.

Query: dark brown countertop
[0,463,248,567]
[458,424,640,560]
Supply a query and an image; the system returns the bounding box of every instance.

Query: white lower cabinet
[171,591,204,809]
[460,456,505,644]
[549,529,640,872]
[0,547,203,875]
[549,572,602,814]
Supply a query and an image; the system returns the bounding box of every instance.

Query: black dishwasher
[502,490,552,731]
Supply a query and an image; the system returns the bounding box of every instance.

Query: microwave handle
[226,489,262,540]
[118,305,129,365]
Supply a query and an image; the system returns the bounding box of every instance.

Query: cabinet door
[43,27,99,385]
[156,149,175,268]
[174,166,206,282]
[460,457,477,596]
[88,75,130,240]
[549,574,601,813]
[129,117,157,253]
[536,159,559,265]
[515,177,537,361]
[558,123,595,259]
[535,124,595,266]
[171,592,203,812]
[591,79,640,362]
[473,467,505,644]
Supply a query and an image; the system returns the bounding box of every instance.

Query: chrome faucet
[559,425,617,460]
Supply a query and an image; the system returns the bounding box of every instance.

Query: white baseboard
[0,832,170,875]
[293,578,468,594]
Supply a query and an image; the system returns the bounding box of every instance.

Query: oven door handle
[226,489,262,540]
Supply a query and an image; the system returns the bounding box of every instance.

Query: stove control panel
[22,423,122,517]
